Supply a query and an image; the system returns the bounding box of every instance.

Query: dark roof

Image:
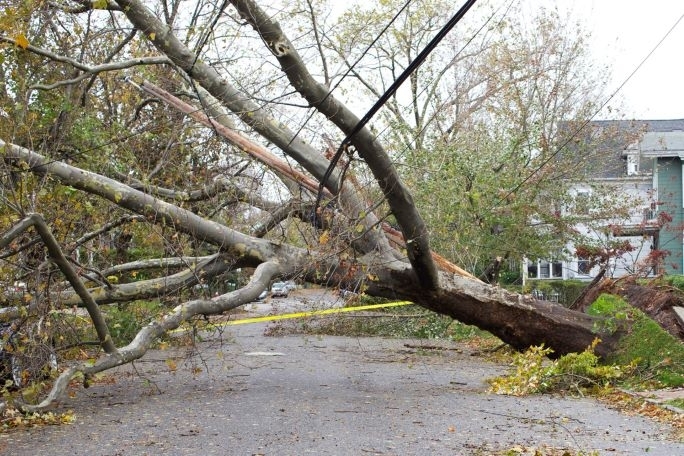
[565,119,684,178]
[591,119,684,133]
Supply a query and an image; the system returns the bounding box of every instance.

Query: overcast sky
[566,0,684,120]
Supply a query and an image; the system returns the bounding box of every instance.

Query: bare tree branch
[0,36,170,90]
[17,260,281,412]
[0,214,117,353]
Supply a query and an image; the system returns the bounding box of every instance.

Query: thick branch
[18,260,281,412]
[229,0,439,289]
[96,255,220,277]
[0,36,170,90]
[58,254,232,306]
[0,214,117,353]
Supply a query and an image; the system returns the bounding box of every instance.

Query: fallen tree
[0,140,623,411]
[0,0,631,411]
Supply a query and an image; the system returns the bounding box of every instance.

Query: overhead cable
[316,0,478,210]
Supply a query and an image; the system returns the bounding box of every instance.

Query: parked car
[284,280,297,292]
[256,289,268,300]
[270,282,289,298]
[0,318,57,388]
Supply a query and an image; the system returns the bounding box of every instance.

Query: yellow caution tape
[224,300,413,326]
[172,300,413,333]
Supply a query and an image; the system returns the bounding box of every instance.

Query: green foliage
[488,340,633,396]
[288,303,494,342]
[104,301,164,346]
[586,294,630,334]
[588,294,684,388]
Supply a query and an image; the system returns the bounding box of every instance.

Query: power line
[316,0,478,211]
[496,9,684,207]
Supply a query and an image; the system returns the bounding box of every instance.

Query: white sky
[564,0,684,120]
[331,0,684,121]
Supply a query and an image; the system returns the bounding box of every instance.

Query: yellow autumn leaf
[14,34,29,49]
[165,359,177,371]
[93,0,108,9]
[149,32,156,41]
[318,230,330,245]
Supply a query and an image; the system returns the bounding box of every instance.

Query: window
[577,256,591,275]
[626,153,639,176]
[540,260,550,278]
[529,259,563,279]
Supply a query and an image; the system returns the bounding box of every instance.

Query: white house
[525,119,684,283]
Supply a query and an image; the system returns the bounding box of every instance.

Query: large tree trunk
[364,262,622,358]
[1,140,622,359]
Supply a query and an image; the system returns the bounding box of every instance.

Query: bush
[488,339,633,396]
[104,300,164,346]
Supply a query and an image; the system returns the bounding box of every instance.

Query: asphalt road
[1,293,683,455]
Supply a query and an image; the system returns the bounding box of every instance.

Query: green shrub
[104,300,164,346]
[488,340,632,396]
[525,279,588,306]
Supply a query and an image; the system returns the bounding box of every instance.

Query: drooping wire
[314,0,479,220]
[287,0,414,148]
[495,9,684,208]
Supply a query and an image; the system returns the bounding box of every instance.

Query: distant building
[525,119,684,283]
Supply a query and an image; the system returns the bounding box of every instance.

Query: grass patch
[587,294,684,388]
[666,398,684,410]
[270,303,497,345]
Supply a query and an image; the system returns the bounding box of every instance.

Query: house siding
[656,157,684,273]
